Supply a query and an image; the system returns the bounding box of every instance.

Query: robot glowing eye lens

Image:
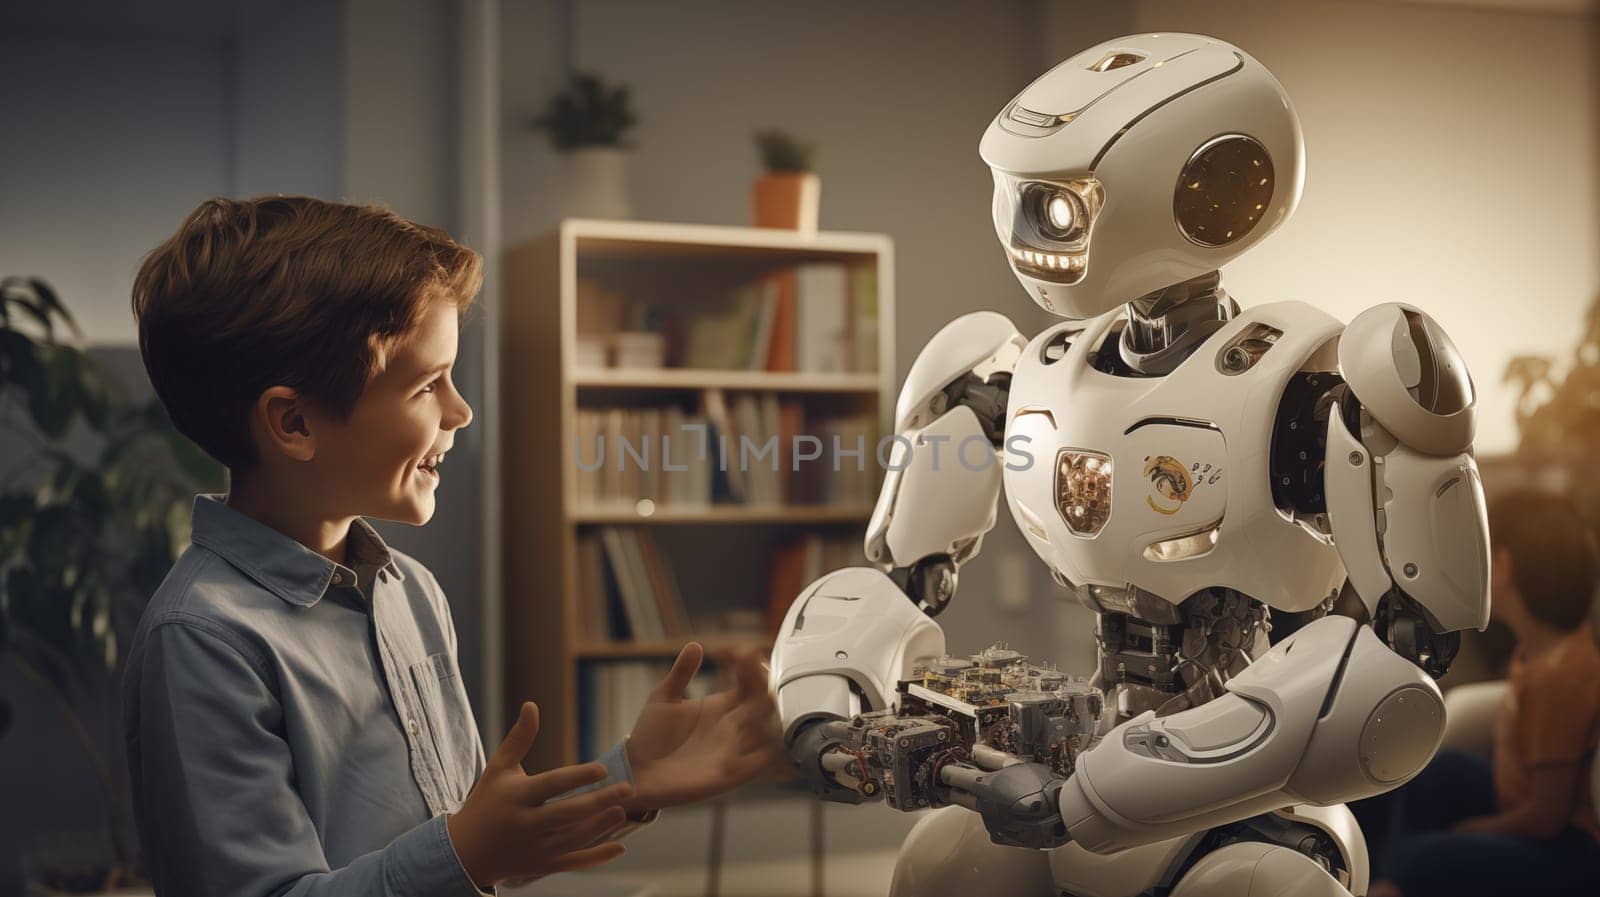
[1027,185,1085,241]
[1046,195,1075,231]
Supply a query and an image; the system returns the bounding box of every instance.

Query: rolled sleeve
[398,814,491,897]
[593,740,635,790]
[129,618,483,897]
[552,740,658,834]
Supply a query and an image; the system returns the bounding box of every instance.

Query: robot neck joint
[1120,271,1239,375]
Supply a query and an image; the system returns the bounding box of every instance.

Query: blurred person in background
[1364,490,1600,897]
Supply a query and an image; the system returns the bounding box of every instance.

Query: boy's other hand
[625,643,784,811]
[447,702,634,888]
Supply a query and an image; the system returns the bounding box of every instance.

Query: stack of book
[576,528,867,645]
[679,263,878,373]
[573,396,879,509]
[576,527,690,642]
[573,406,715,509]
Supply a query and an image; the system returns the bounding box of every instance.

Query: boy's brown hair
[1488,489,1599,631]
[132,196,482,472]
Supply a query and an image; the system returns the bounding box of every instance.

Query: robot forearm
[941,760,1072,849]
[787,704,1077,849]
[785,717,881,804]
[1058,615,1445,853]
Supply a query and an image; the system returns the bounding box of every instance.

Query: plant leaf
[27,278,81,339]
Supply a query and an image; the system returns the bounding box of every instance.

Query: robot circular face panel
[1174,135,1274,248]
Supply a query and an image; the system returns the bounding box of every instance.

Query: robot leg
[1169,842,1355,897]
[888,806,1055,897]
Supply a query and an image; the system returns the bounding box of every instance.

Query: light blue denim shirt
[123,495,634,897]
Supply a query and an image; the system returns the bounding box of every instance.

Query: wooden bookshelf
[501,219,895,771]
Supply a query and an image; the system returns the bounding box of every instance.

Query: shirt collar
[188,494,405,608]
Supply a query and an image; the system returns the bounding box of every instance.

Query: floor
[509,849,903,897]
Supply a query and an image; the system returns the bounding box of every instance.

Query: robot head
[981,33,1303,319]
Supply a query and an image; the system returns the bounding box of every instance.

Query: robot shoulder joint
[896,312,1028,433]
[1337,303,1475,454]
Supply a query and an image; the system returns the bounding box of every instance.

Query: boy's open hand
[624,643,783,811]
[447,702,635,889]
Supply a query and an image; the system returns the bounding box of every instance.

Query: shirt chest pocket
[408,652,480,810]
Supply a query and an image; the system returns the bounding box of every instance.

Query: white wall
[0,31,231,343]
[234,0,346,199]
[1086,0,1600,455]
[343,0,457,227]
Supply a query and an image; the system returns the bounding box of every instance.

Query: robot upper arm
[864,311,1030,614]
[1323,304,1490,673]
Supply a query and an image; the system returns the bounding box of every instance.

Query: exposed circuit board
[827,644,1104,811]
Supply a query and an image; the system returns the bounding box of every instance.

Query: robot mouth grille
[1007,245,1087,284]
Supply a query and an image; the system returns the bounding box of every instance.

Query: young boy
[123,196,780,895]
[1368,490,1600,897]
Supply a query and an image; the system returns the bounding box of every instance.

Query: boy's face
[310,300,473,526]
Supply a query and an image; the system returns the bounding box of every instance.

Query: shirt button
[408,718,418,735]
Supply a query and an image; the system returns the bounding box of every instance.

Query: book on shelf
[795,263,847,373]
[765,270,797,372]
[673,263,877,374]
[579,660,718,761]
[764,534,866,636]
[578,526,862,648]
[576,395,879,510]
[586,527,689,642]
[680,282,763,371]
[851,265,879,373]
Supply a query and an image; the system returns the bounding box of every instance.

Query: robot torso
[1002,300,1349,619]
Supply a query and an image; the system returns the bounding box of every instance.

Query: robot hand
[941,760,1072,849]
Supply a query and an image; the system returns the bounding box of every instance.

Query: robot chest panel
[1000,304,1347,610]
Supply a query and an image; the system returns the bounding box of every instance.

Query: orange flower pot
[752,172,820,233]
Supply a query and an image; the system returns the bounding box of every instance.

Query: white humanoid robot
[768,33,1489,897]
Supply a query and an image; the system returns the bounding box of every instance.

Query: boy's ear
[255,386,317,463]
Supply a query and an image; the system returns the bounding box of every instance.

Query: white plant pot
[562,146,634,220]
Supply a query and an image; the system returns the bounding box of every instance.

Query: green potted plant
[531,72,638,219]
[0,276,223,893]
[753,129,820,233]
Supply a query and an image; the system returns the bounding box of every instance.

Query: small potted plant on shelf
[531,72,638,220]
[752,129,820,233]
